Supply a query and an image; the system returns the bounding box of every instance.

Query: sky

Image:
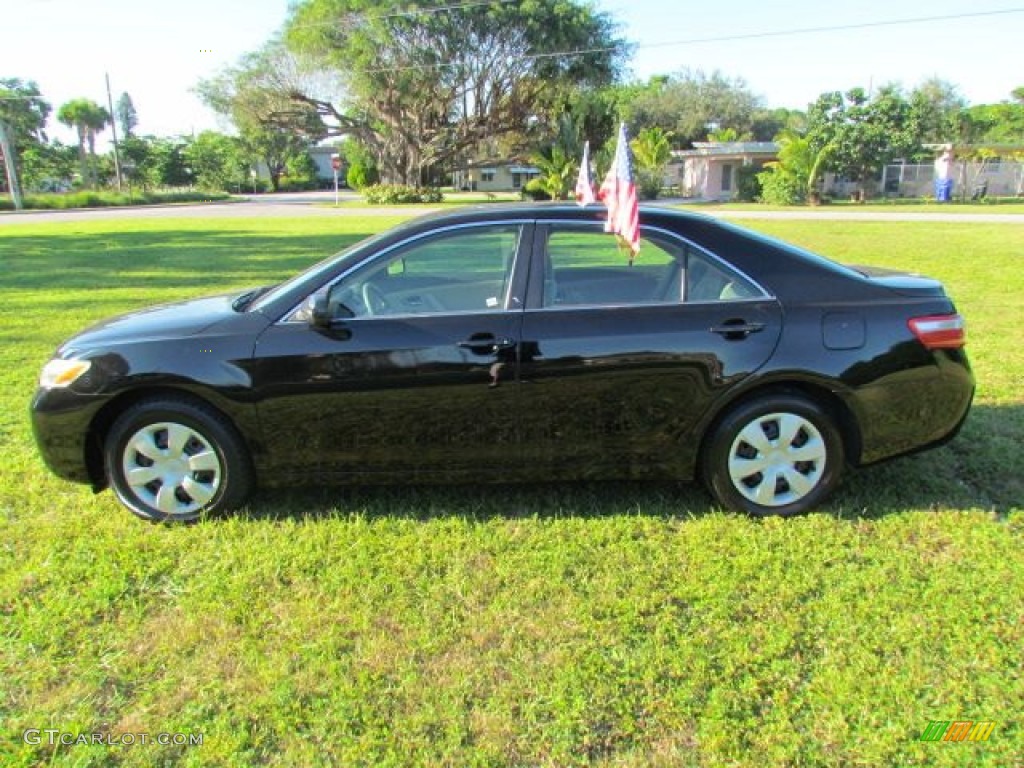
[4,0,1022,147]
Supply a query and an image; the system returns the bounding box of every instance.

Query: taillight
[908,314,966,349]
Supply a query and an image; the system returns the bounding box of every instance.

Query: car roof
[255,202,869,319]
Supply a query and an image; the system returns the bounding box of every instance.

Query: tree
[57,98,110,188]
[119,135,161,191]
[150,137,194,187]
[621,70,762,149]
[19,141,77,192]
[281,0,626,185]
[184,131,247,192]
[630,126,672,199]
[756,129,831,205]
[342,137,378,189]
[805,86,917,201]
[963,88,1024,144]
[196,41,327,191]
[0,78,51,206]
[115,92,138,138]
[909,78,966,148]
[750,107,805,141]
[525,145,576,200]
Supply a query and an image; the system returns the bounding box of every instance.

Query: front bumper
[31,387,111,487]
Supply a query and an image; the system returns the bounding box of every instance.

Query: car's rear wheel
[104,397,253,522]
[703,394,844,517]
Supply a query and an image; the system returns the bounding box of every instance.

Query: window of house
[481,170,496,183]
[721,163,733,192]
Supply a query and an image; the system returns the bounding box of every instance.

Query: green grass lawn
[0,215,1021,767]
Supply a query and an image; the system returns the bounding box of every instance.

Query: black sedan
[32,205,973,522]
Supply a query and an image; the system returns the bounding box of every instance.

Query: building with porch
[672,142,779,201]
[451,159,540,193]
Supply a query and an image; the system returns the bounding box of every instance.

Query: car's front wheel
[104,397,254,522]
[703,394,844,517]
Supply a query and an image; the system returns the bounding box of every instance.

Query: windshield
[248,230,393,312]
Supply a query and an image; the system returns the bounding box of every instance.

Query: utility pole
[105,73,123,191]
[0,119,24,210]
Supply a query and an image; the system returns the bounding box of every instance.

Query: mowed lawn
[0,214,1021,767]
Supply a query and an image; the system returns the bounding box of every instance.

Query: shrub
[637,170,662,200]
[1,190,231,211]
[757,168,806,205]
[519,185,551,201]
[362,184,444,204]
[733,165,763,202]
[346,162,378,191]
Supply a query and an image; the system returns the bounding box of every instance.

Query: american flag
[574,140,596,206]
[598,123,639,257]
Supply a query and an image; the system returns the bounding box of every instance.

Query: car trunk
[847,264,948,297]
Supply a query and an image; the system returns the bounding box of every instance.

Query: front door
[248,223,530,484]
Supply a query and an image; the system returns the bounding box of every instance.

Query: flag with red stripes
[598,123,639,257]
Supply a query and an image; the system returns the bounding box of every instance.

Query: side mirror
[311,295,333,329]
[309,294,355,331]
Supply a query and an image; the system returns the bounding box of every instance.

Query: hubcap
[727,412,826,508]
[121,422,222,517]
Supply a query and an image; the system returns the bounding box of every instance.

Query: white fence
[827,161,1024,200]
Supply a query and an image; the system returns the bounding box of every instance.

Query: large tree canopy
[620,71,764,148]
[805,86,919,199]
[0,78,51,148]
[197,42,327,190]
[0,78,52,202]
[281,0,626,184]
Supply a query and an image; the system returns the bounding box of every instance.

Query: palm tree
[630,127,673,199]
[525,145,577,200]
[57,98,110,188]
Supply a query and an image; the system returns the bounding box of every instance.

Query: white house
[452,159,540,193]
[672,142,779,201]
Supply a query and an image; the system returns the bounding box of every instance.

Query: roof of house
[462,158,539,173]
[674,141,779,159]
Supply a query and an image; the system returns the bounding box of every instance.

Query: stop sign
[331,154,341,171]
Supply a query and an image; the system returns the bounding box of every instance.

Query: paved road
[2,190,1022,224]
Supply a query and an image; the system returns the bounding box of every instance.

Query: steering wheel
[361,282,391,316]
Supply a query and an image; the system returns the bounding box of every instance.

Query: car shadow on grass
[240,479,717,524]
[819,404,1020,521]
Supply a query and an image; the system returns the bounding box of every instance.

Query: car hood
[59,290,258,354]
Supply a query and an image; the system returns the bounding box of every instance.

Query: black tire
[703,394,844,517]
[104,397,254,522]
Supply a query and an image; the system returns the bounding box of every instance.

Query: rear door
[515,221,783,479]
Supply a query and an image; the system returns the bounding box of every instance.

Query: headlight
[39,359,92,389]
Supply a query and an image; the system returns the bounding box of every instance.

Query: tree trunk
[0,120,24,210]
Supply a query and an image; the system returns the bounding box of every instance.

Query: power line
[636,7,1024,53]
[360,6,1024,73]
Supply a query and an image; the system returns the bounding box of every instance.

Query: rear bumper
[853,349,974,466]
